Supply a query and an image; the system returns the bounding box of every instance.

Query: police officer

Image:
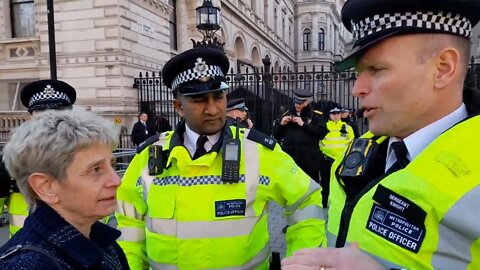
[319,106,355,207]
[0,79,76,237]
[226,98,253,128]
[282,0,480,269]
[115,45,326,269]
[341,108,360,137]
[272,89,328,184]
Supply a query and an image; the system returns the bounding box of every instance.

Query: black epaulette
[314,110,323,116]
[136,133,161,154]
[246,129,276,150]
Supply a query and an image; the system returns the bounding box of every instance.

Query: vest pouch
[148,195,175,219]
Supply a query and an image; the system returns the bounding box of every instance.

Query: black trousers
[319,155,334,208]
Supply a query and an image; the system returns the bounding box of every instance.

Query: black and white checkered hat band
[29,91,71,107]
[228,103,247,111]
[294,96,311,103]
[353,11,472,42]
[171,65,224,90]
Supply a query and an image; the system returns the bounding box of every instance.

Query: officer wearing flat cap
[226,98,253,128]
[273,89,328,184]
[319,106,355,207]
[116,45,326,269]
[20,79,76,114]
[341,107,360,137]
[0,79,77,239]
[282,0,480,269]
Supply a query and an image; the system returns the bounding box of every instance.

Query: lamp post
[195,0,221,43]
[46,0,57,80]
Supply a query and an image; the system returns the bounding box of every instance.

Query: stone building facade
[0,0,349,132]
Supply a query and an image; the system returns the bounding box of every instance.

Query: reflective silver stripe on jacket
[118,226,146,242]
[431,185,480,269]
[327,233,406,269]
[370,253,407,269]
[146,212,266,239]
[8,214,27,227]
[242,129,260,216]
[148,244,270,270]
[285,178,320,213]
[327,231,336,247]
[286,204,324,225]
[116,200,144,220]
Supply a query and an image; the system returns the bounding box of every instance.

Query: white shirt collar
[184,124,221,157]
[386,103,468,171]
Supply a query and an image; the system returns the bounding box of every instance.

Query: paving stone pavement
[268,201,287,258]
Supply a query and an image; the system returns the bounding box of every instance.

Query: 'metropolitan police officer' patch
[215,199,246,217]
[366,185,426,253]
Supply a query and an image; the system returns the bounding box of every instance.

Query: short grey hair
[2,108,120,208]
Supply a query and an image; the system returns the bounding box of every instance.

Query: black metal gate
[134,56,480,135]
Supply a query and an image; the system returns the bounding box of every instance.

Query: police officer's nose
[352,73,371,98]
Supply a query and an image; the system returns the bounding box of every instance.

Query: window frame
[303,28,311,51]
[10,0,35,38]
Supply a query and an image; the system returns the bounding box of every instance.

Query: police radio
[221,122,241,183]
[338,138,380,178]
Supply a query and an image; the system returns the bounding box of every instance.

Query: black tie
[386,141,410,174]
[193,135,208,159]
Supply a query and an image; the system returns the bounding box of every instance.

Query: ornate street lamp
[196,0,221,43]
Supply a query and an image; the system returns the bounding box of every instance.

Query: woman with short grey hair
[0,108,129,269]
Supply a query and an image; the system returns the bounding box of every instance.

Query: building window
[318,28,325,50]
[289,25,292,47]
[303,28,311,51]
[168,0,177,50]
[10,0,35,38]
[274,8,278,34]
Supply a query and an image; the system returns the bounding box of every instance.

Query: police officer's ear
[173,97,185,118]
[28,173,59,204]
[433,45,462,90]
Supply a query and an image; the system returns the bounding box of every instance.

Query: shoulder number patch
[246,129,276,150]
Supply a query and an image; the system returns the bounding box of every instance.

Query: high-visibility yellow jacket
[320,120,354,160]
[328,115,480,269]
[116,124,326,270]
[0,192,28,237]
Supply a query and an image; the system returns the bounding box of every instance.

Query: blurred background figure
[319,106,354,207]
[0,79,77,238]
[0,108,129,269]
[155,113,172,133]
[226,98,253,128]
[273,89,328,184]
[131,112,155,146]
[341,108,360,137]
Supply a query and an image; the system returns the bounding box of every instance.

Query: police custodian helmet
[20,79,77,113]
[162,46,230,96]
[336,0,480,70]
